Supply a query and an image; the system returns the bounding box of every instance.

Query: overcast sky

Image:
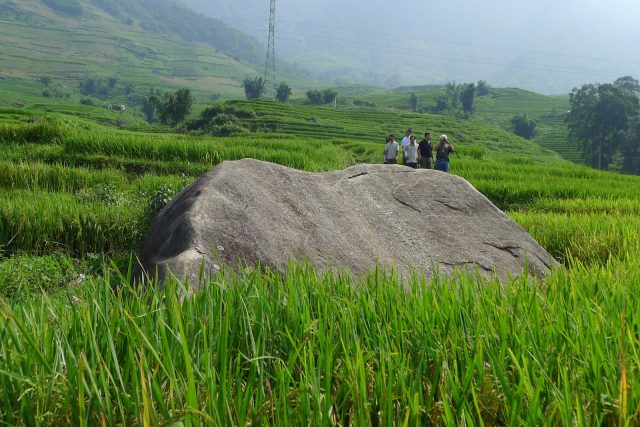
[183,0,640,93]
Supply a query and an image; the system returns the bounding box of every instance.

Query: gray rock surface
[137,159,557,287]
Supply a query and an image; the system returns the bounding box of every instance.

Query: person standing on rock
[405,135,419,169]
[435,135,455,172]
[418,132,434,169]
[401,128,413,165]
[383,135,399,164]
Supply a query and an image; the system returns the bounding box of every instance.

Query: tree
[306,90,323,104]
[409,93,418,112]
[613,76,640,97]
[322,89,337,104]
[162,88,193,126]
[275,82,292,103]
[107,76,119,89]
[39,76,52,87]
[445,81,460,110]
[459,83,476,114]
[511,114,537,139]
[432,96,448,113]
[567,81,639,169]
[477,80,491,96]
[242,77,265,99]
[148,88,193,126]
[619,115,640,174]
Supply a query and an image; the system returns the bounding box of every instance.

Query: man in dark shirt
[418,132,433,169]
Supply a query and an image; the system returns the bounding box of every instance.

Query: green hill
[0,0,293,98]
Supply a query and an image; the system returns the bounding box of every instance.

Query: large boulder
[137,159,557,287]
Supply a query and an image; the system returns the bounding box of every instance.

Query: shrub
[275,82,292,103]
[0,254,70,299]
[145,184,178,221]
[242,77,265,100]
[511,114,537,139]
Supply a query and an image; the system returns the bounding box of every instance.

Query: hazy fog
[182,0,640,93]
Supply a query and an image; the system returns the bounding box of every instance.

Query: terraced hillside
[0,0,268,98]
[535,116,583,163]
[1,98,640,424]
[340,86,582,164]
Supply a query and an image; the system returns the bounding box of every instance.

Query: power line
[264,0,276,98]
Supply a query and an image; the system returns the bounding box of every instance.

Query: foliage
[322,88,338,104]
[149,88,193,127]
[141,89,162,123]
[511,113,537,139]
[144,184,178,221]
[241,77,266,100]
[0,254,70,299]
[306,89,338,105]
[186,104,254,136]
[477,80,491,96]
[409,92,418,111]
[79,76,113,99]
[275,82,292,103]
[107,76,119,89]
[38,76,52,87]
[306,90,323,104]
[460,83,477,113]
[445,81,461,110]
[352,99,377,107]
[42,87,70,99]
[567,76,640,171]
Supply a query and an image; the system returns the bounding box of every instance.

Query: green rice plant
[0,161,128,193]
[511,211,640,264]
[0,259,638,425]
[0,121,66,145]
[0,190,144,257]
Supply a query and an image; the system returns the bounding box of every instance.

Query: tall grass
[0,191,144,256]
[0,259,638,425]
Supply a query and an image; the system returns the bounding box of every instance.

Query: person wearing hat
[435,135,454,172]
[401,128,413,165]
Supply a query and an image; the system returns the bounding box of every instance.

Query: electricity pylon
[264,0,276,98]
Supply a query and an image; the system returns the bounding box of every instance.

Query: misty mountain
[181,0,640,94]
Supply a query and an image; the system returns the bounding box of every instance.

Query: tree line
[567,76,640,174]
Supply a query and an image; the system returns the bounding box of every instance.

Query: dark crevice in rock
[347,172,369,180]
[434,199,465,213]
[393,193,421,213]
[439,260,494,273]
[484,242,521,259]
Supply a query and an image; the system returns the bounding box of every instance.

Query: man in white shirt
[401,128,413,165]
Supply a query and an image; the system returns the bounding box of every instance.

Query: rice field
[0,100,639,425]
